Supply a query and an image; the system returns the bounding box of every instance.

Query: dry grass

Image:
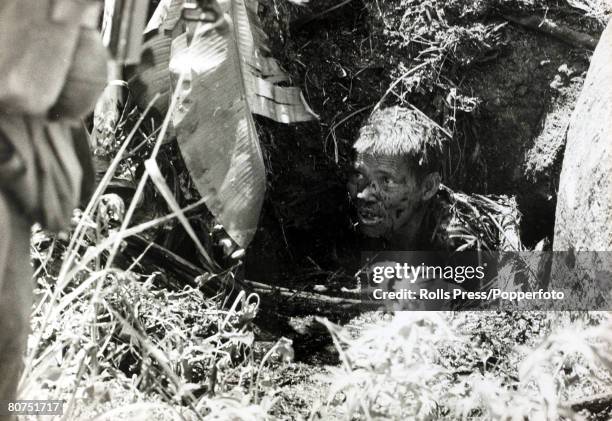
[19,79,288,421]
[318,311,612,420]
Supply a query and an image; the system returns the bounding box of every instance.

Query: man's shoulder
[429,186,523,252]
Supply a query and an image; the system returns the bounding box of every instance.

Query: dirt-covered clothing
[424,185,522,252]
[0,1,107,414]
[361,186,522,309]
[358,185,521,253]
[0,0,107,231]
[0,0,107,118]
[0,195,32,411]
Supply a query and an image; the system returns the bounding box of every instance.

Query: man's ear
[421,172,441,201]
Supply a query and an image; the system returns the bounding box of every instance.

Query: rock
[554,22,612,251]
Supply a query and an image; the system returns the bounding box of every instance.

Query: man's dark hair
[353,106,447,178]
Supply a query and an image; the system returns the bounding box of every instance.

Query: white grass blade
[144,158,216,268]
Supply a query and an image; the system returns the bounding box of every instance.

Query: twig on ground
[122,236,368,315]
[291,0,357,31]
[567,392,612,417]
[503,14,599,49]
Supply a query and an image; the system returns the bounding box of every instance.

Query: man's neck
[384,202,430,250]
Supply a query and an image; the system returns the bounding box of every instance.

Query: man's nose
[357,184,377,202]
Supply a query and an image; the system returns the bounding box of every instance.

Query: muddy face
[348,153,423,239]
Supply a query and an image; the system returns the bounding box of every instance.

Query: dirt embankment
[554,20,612,251]
[245,0,606,283]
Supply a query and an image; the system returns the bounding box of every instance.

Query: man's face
[348,153,423,239]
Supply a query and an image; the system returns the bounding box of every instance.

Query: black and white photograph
[0,0,611,419]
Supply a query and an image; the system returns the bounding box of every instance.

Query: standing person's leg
[0,192,33,420]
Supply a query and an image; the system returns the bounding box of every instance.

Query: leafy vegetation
[319,311,612,420]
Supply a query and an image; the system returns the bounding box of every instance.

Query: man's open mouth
[358,208,384,225]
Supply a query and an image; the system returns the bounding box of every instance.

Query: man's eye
[382,176,395,185]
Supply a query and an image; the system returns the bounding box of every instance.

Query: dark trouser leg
[0,192,33,421]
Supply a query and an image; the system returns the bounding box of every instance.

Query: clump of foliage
[365,0,509,131]
[318,311,612,420]
[365,0,608,126]
[24,94,293,419]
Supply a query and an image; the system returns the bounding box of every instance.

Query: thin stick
[372,61,428,114]
[504,14,599,50]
